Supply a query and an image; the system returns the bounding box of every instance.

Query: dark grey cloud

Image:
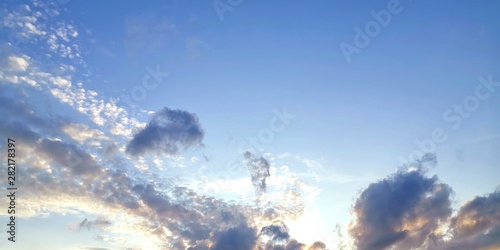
[244,151,271,194]
[258,220,325,250]
[185,219,325,250]
[126,107,204,157]
[210,224,257,250]
[349,153,453,250]
[78,217,112,231]
[260,220,290,243]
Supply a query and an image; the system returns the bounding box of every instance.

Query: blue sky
[0,0,499,249]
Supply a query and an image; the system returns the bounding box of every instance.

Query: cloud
[62,123,110,142]
[307,241,326,250]
[0,94,50,130]
[0,120,41,143]
[449,190,500,239]
[431,191,500,250]
[0,50,146,136]
[0,53,36,85]
[2,4,46,39]
[349,153,500,250]
[37,138,104,177]
[126,107,205,157]
[244,151,271,194]
[349,153,454,250]
[258,220,326,250]
[1,4,144,136]
[2,3,82,60]
[260,220,290,243]
[103,143,119,158]
[283,239,306,250]
[7,55,29,71]
[210,224,258,250]
[79,217,112,231]
[0,120,254,248]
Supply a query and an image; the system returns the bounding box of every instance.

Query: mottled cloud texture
[126,107,204,156]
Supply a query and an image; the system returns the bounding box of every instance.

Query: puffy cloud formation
[260,220,290,243]
[350,154,500,250]
[7,55,29,71]
[211,224,258,250]
[126,107,204,156]
[350,162,454,250]
[432,191,500,250]
[450,191,500,239]
[244,151,271,194]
